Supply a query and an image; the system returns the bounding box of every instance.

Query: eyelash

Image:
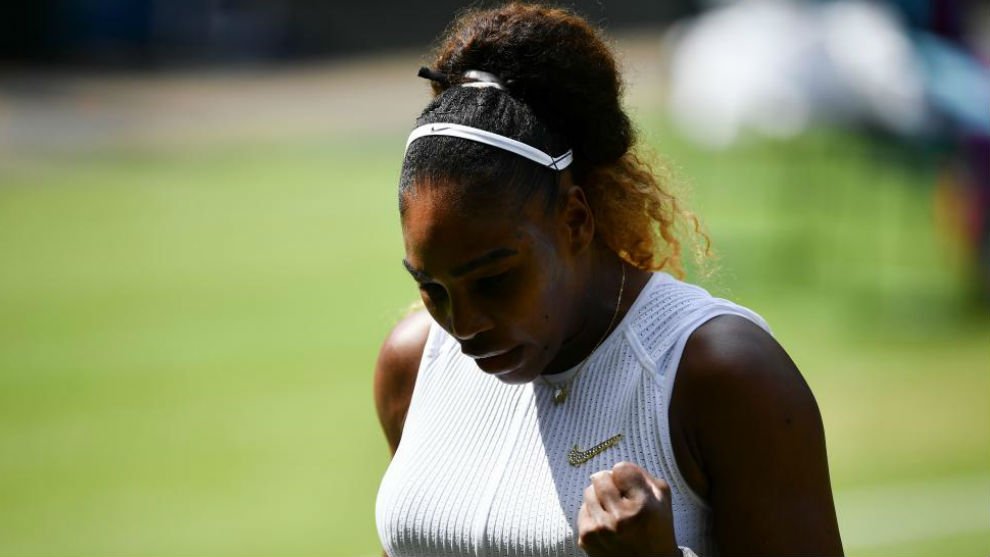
[475,271,511,294]
[416,270,513,305]
[419,283,447,301]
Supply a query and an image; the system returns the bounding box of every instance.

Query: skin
[374,172,843,556]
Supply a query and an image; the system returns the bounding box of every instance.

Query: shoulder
[671,315,841,553]
[374,308,433,455]
[668,313,819,495]
[677,313,817,417]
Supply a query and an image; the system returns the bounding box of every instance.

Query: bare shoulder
[673,314,842,554]
[374,308,433,455]
[677,313,818,419]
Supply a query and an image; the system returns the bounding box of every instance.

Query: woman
[374,3,843,556]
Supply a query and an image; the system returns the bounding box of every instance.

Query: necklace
[540,263,626,405]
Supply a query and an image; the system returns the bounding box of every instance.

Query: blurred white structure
[664,0,971,148]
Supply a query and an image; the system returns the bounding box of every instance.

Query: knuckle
[586,515,617,534]
[612,461,640,474]
[616,508,647,529]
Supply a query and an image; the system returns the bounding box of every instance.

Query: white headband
[405,123,574,170]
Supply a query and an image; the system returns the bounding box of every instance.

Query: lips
[466,345,524,375]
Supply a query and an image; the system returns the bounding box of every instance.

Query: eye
[418,282,448,305]
[475,271,512,295]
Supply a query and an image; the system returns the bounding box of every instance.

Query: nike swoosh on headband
[405,123,574,170]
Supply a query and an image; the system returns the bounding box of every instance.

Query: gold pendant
[568,434,624,467]
[552,384,568,404]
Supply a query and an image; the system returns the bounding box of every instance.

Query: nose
[447,296,494,341]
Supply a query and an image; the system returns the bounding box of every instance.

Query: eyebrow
[402,259,431,282]
[403,247,519,282]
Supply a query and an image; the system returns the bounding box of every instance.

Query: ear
[558,184,595,255]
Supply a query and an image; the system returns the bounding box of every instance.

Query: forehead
[401,182,548,274]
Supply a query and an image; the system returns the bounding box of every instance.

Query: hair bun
[429,3,633,168]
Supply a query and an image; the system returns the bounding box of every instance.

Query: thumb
[645,473,671,502]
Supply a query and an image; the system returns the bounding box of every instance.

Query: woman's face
[400,180,587,384]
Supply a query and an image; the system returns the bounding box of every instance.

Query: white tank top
[376,272,770,557]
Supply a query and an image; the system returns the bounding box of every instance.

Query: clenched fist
[576,461,680,557]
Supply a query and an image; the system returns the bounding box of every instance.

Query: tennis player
[374,3,843,556]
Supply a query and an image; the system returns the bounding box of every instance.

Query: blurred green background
[1,33,988,557]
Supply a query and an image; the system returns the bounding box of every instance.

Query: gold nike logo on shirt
[568,433,624,466]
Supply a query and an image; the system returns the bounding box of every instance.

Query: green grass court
[0,122,987,555]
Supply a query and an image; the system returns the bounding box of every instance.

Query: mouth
[468,345,524,375]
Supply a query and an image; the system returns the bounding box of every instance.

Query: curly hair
[399,1,709,277]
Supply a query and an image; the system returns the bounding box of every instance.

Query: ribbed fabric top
[376,272,770,557]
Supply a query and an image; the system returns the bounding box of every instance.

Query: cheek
[528,263,573,340]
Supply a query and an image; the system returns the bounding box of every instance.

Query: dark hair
[399,85,568,212]
[400,2,707,275]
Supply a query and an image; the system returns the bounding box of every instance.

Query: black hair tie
[417,66,450,87]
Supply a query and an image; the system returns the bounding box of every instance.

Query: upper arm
[374,309,432,456]
[676,315,843,555]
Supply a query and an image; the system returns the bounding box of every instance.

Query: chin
[494,367,537,385]
[490,354,546,385]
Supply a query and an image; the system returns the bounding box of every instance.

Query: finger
[577,499,593,534]
[577,499,606,551]
[582,482,616,529]
[610,461,652,499]
[647,475,672,503]
[577,502,592,550]
[590,470,623,513]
